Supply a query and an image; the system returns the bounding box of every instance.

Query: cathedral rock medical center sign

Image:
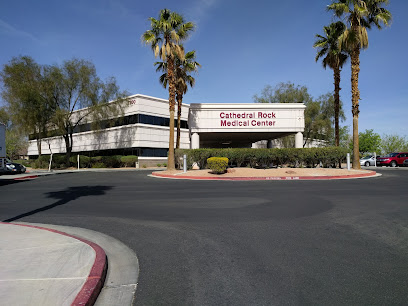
[220,111,277,127]
[188,103,305,133]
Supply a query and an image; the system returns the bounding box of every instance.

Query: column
[191,133,200,149]
[267,140,273,148]
[295,132,303,148]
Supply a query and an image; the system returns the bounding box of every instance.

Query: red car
[376,152,408,167]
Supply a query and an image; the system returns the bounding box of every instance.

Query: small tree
[253,83,341,148]
[315,92,346,146]
[358,129,381,153]
[380,134,407,154]
[44,59,126,165]
[1,56,54,156]
[0,106,28,159]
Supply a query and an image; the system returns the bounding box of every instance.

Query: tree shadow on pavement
[2,185,112,222]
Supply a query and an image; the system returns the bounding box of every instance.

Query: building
[27,94,306,162]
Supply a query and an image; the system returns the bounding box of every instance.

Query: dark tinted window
[29,113,188,139]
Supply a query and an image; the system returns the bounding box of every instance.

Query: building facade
[27,94,190,158]
[27,94,306,158]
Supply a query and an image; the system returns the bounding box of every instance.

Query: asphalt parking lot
[1,168,408,305]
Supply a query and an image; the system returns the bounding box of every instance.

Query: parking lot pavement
[1,169,408,305]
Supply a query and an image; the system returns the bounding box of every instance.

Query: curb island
[152,169,378,181]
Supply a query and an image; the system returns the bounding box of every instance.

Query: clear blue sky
[1,0,407,136]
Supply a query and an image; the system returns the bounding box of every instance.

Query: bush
[13,159,31,167]
[207,157,229,174]
[91,156,102,164]
[70,155,91,168]
[53,155,67,168]
[91,162,105,168]
[178,147,348,169]
[32,159,48,169]
[120,155,138,167]
[101,155,122,168]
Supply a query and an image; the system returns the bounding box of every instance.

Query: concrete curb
[151,170,379,181]
[18,222,139,306]
[13,175,39,180]
[4,223,107,306]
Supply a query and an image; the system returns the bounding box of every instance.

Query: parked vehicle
[376,153,408,167]
[360,155,376,167]
[403,159,408,167]
[3,158,26,174]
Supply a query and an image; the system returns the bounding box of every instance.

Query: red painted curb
[152,171,377,181]
[1,222,107,306]
[13,175,38,180]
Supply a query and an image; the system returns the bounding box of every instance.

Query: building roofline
[189,103,306,109]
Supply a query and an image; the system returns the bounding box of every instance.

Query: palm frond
[159,73,168,88]
[327,2,350,17]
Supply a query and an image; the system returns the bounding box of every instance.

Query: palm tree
[314,21,349,147]
[155,50,200,149]
[142,9,195,170]
[328,0,391,169]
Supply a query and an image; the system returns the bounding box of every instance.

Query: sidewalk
[0,223,107,305]
[0,167,159,181]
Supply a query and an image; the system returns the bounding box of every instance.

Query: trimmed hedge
[121,155,138,167]
[176,147,348,169]
[13,159,31,167]
[207,157,229,174]
[30,154,139,169]
[101,155,122,168]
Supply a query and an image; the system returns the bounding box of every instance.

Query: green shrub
[38,155,50,163]
[101,155,122,168]
[13,159,31,167]
[53,155,67,168]
[69,155,91,168]
[178,147,348,169]
[91,156,102,165]
[207,157,229,174]
[32,159,48,169]
[157,163,162,167]
[79,155,91,168]
[120,155,138,167]
[91,162,105,168]
[175,149,195,170]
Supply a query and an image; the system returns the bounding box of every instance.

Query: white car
[360,156,376,167]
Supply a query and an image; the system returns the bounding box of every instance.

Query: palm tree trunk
[333,66,341,147]
[167,57,176,170]
[351,46,361,170]
[176,91,182,149]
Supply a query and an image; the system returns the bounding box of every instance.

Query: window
[29,113,188,140]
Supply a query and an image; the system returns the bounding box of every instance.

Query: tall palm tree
[142,9,195,170]
[155,50,200,149]
[328,0,391,169]
[314,21,349,147]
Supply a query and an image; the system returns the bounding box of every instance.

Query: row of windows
[29,147,168,158]
[29,114,188,140]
